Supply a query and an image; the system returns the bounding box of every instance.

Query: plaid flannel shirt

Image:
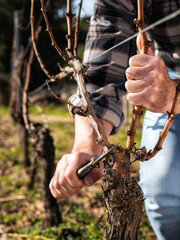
[69,0,180,134]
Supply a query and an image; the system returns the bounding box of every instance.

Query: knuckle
[66,152,82,165]
[57,177,64,186]
[153,86,160,96]
[125,81,130,90]
[151,71,157,80]
[49,177,56,188]
[129,56,134,66]
[51,191,60,199]
[53,190,64,199]
[157,56,164,65]
[152,56,164,69]
[64,169,73,180]
[50,176,62,191]
[49,181,67,199]
[50,180,58,191]
[125,67,131,75]
[148,82,160,97]
[127,93,131,101]
[127,93,134,104]
[125,73,130,80]
[126,66,130,72]
[49,185,59,199]
[65,170,82,188]
[145,88,157,106]
[59,154,70,164]
[72,151,83,160]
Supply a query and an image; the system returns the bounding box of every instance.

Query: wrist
[72,114,113,155]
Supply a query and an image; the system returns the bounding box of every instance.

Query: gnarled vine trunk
[102,147,143,240]
[30,123,62,227]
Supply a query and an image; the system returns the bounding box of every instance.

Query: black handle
[77,162,93,179]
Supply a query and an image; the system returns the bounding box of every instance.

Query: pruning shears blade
[98,143,120,161]
[77,143,119,179]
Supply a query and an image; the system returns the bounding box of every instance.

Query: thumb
[136,34,154,55]
[83,163,103,186]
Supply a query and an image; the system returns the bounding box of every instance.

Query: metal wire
[29,8,180,96]
[84,8,180,65]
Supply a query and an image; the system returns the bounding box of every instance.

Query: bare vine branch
[69,58,111,149]
[126,0,149,150]
[31,0,51,78]
[22,47,34,130]
[145,86,180,160]
[40,0,68,61]
[65,0,75,58]
[46,79,82,111]
[22,27,42,130]
[54,66,74,80]
[74,0,83,56]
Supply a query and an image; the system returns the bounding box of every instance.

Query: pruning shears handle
[77,160,95,179]
[77,143,119,179]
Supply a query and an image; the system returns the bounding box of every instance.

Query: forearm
[72,114,113,155]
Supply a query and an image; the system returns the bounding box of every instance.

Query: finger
[52,157,69,186]
[127,91,145,107]
[59,178,82,198]
[50,163,83,199]
[129,54,153,67]
[49,157,73,199]
[64,153,89,188]
[84,162,103,186]
[64,167,84,189]
[125,79,145,93]
[58,171,81,193]
[56,154,83,189]
[126,66,149,80]
[49,177,69,199]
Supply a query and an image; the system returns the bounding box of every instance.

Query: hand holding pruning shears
[77,143,119,179]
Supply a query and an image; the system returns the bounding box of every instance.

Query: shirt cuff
[68,83,125,135]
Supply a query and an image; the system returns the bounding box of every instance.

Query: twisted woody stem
[126,0,148,150]
[40,0,68,61]
[30,0,51,78]
[74,0,83,56]
[65,0,75,58]
[22,41,36,131]
[69,58,111,149]
[145,85,180,160]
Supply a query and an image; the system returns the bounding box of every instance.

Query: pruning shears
[77,143,119,179]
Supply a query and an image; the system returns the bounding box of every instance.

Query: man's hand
[49,151,103,199]
[49,115,113,199]
[125,35,178,113]
[125,54,177,113]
